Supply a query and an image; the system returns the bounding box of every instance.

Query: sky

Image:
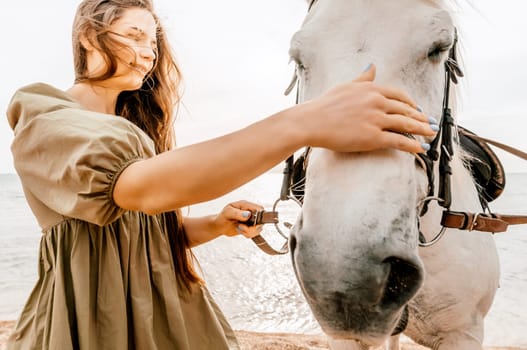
[0,1,526,174]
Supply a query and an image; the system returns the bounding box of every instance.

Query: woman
[6,0,436,349]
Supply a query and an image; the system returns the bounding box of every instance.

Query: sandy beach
[0,321,523,350]
[235,331,523,350]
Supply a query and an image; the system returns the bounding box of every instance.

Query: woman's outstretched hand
[213,200,264,239]
[296,63,437,154]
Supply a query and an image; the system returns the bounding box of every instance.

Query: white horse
[287,0,500,349]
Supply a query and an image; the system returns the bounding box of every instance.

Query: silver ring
[419,227,447,247]
[272,196,302,239]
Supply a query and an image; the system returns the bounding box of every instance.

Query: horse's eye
[290,55,307,74]
[427,42,451,62]
[296,62,306,74]
[289,45,307,71]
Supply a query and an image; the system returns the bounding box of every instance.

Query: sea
[1,172,526,348]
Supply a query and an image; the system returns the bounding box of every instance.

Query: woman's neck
[66,82,121,115]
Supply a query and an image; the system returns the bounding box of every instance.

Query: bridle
[249,0,527,255]
[412,30,527,243]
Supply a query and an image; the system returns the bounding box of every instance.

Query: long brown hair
[72,0,202,290]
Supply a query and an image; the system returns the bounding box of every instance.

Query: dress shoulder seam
[106,157,144,209]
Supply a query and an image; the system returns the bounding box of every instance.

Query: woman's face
[86,7,158,91]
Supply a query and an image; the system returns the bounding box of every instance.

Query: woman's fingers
[381,98,431,124]
[381,113,438,137]
[236,223,263,239]
[231,200,265,238]
[353,70,433,128]
[226,200,264,222]
[351,64,418,112]
[375,84,418,111]
[223,205,252,223]
[352,63,376,83]
[219,200,267,238]
[380,131,430,154]
[304,70,441,153]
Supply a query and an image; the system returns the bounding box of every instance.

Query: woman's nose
[139,46,156,61]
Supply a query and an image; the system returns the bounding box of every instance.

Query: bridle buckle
[467,212,481,231]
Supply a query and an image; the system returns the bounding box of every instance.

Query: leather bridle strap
[251,235,289,255]
[414,29,527,236]
[440,132,527,233]
[245,210,279,226]
[442,211,527,233]
[469,134,527,161]
[246,209,289,255]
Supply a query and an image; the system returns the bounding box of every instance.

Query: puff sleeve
[11,108,156,226]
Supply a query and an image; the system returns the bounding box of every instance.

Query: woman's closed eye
[108,30,157,55]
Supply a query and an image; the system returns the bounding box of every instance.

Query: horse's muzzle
[291,240,424,339]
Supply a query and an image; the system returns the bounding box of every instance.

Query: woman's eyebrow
[128,26,157,43]
[129,26,145,34]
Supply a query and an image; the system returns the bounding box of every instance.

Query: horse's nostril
[380,256,423,308]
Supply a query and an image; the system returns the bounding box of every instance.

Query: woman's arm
[114,66,436,214]
[115,107,304,214]
[183,216,220,247]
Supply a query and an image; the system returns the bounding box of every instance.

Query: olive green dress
[6,83,240,350]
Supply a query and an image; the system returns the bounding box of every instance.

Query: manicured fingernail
[421,143,431,152]
[416,105,423,112]
[428,116,438,125]
[362,63,372,72]
[430,124,439,132]
[242,211,251,218]
[237,225,243,232]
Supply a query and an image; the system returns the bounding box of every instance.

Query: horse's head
[288,0,458,345]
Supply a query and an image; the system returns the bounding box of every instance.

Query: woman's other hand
[213,200,264,239]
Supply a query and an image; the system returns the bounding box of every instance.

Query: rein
[249,1,527,255]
